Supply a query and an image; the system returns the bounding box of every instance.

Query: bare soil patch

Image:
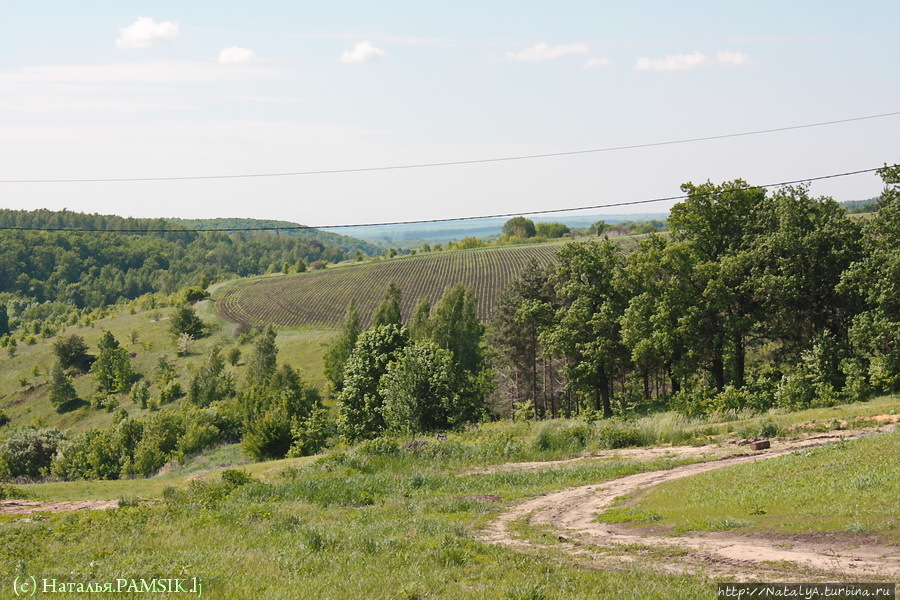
[0,499,118,515]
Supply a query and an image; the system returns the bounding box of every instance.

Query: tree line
[490,167,899,418]
[0,208,365,332]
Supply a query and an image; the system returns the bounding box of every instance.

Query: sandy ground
[479,426,899,582]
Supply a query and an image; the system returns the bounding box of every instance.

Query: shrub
[289,408,336,457]
[0,483,27,500]
[594,421,643,449]
[0,428,68,479]
[242,409,293,461]
[530,420,591,453]
[220,469,254,487]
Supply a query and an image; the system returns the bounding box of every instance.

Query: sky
[1,1,898,228]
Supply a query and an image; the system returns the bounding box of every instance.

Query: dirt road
[479,428,899,582]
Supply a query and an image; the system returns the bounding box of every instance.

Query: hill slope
[215,243,565,328]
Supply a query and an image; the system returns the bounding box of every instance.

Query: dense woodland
[490,168,899,418]
[0,209,373,334]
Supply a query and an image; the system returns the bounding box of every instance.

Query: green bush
[0,427,68,479]
[356,436,401,457]
[242,409,293,461]
[530,420,591,453]
[594,421,643,449]
[0,483,28,500]
[289,408,336,457]
[220,469,254,487]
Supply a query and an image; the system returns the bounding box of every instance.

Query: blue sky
[1,1,898,226]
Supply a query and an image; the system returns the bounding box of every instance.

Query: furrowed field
[215,243,564,328]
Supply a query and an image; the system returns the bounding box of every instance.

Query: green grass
[4,398,897,598]
[0,304,334,432]
[598,431,900,542]
[3,446,714,599]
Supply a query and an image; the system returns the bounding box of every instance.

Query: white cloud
[635,51,756,71]
[340,41,387,64]
[116,17,180,49]
[218,46,258,66]
[635,51,711,71]
[584,57,613,69]
[716,51,757,67]
[505,43,590,62]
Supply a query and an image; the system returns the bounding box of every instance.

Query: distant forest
[0,209,373,318]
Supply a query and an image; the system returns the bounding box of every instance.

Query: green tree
[534,222,570,238]
[841,164,900,393]
[666,179,769,391]
[0,304,8,336]
[169,305,205,340]
[543,240,627,417]
[188,345,235,407]
[323,301,361,392]
[408,297,432,342]
[90,331,134,394]
[242,364,322,460]
[488,260,555,417]
[502,216,536,238]
[245,326,278,389]
[52,333,90,370]
[155,355,176,385]
[48,360,78,410]
[372,282,402,328]
[337,325,409,442]
[0,427,67,479]
[428,284,485,376]
[380,342,483,434]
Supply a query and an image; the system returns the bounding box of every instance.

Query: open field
[1,397,897,598]
[215,242,567,328]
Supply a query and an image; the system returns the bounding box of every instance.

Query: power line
[1,111,898,184]
[0,166,882,233]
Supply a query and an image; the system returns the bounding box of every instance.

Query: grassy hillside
[215,241,568,328]
[0,302,334,434]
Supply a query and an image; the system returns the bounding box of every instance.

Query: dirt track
[479,427,899,582]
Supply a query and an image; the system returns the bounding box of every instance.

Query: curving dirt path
[479,427,900,582]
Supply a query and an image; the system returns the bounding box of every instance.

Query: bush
[220,469,254,487]
[530,420,591,453]
[242,409,293,461]
[289,408,336,457]
[0,483,27,500]
[0,428,68,479]
[594,421,643,449]
[355,436,401,458]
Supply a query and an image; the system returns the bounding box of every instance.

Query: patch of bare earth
[478,425,899,582]
[0,499,118,515]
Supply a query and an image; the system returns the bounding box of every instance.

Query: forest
[489,168,899,419]
[0,209,369,334]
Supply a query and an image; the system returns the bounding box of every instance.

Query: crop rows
[215,243,563,328]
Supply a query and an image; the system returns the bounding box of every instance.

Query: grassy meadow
[2,396,896,598]
[597,430,899,543]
